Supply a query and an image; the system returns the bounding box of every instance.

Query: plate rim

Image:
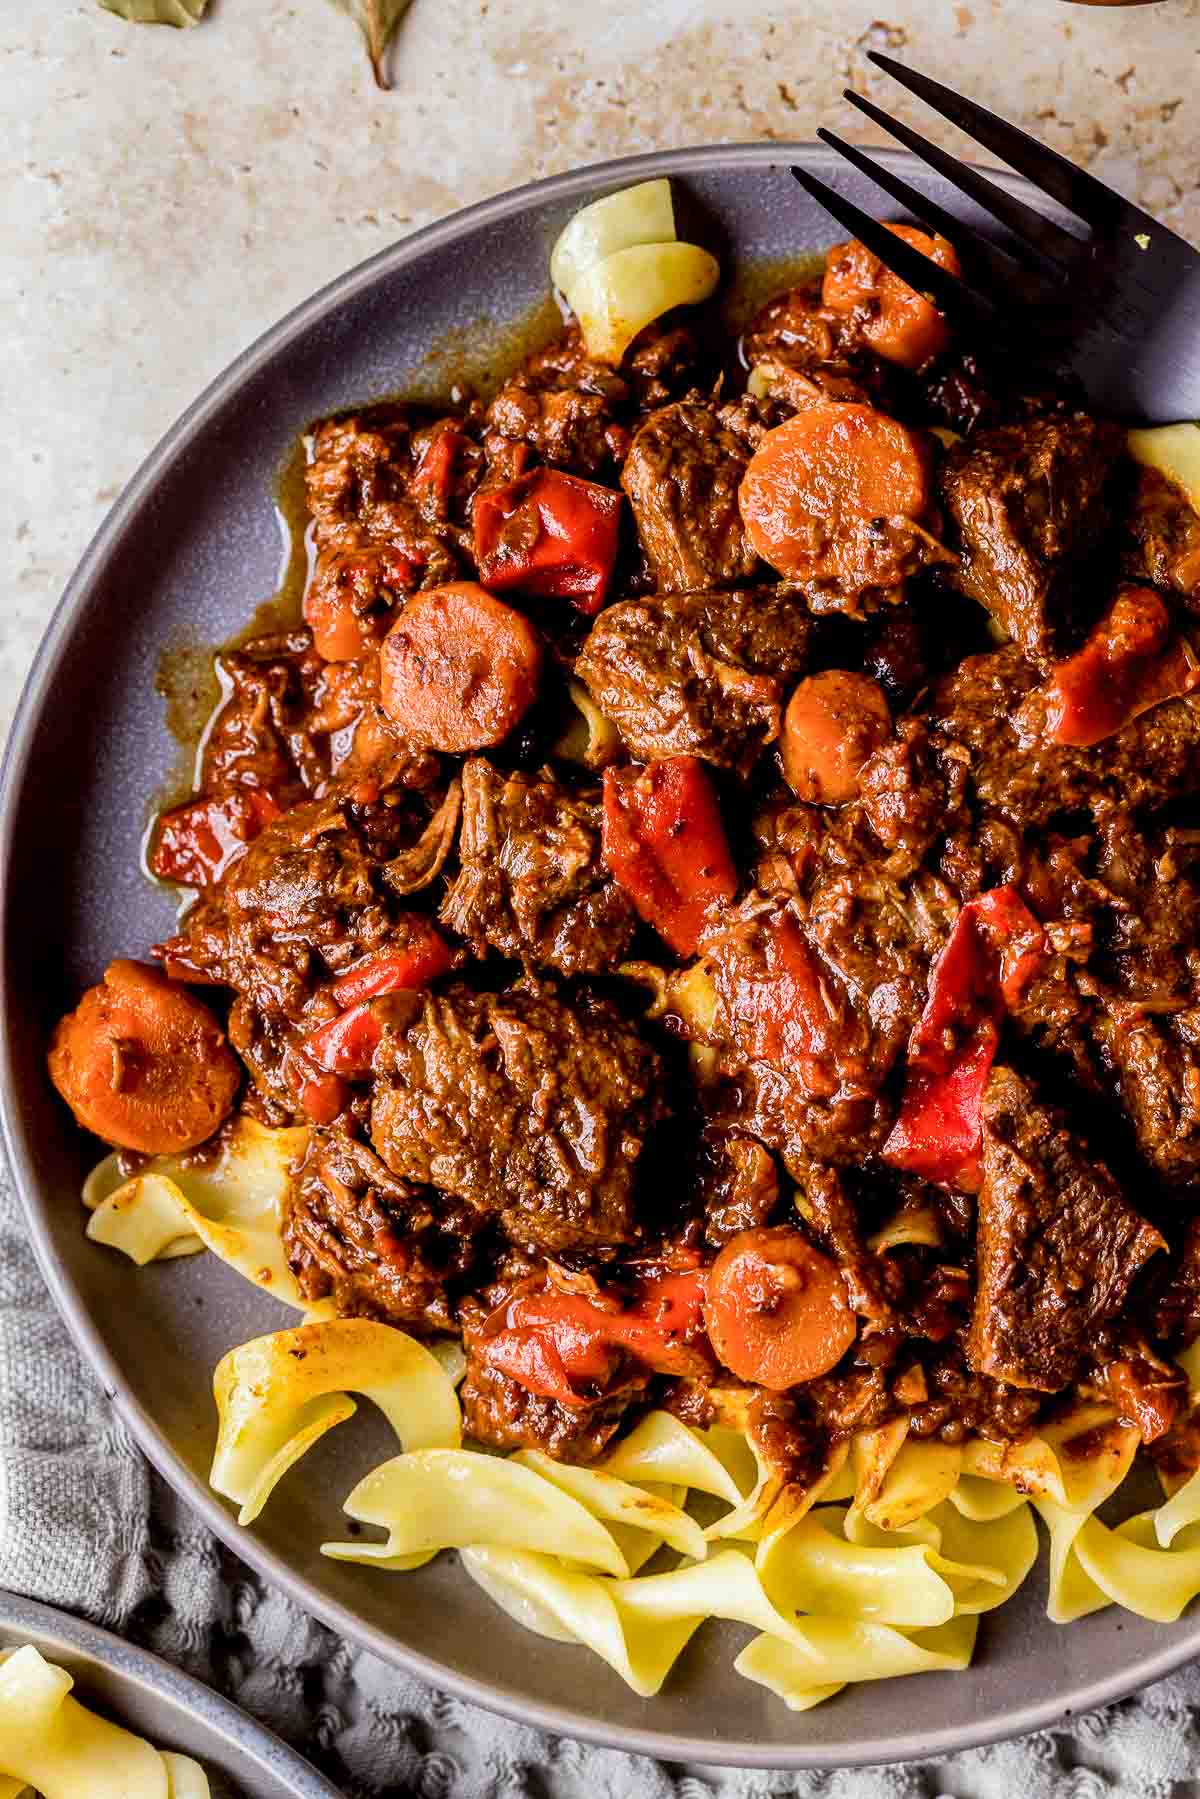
[4,138,1198,1770]
[0,1589,342,1797]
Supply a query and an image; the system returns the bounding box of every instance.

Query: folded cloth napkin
[3,1164,1200,1799]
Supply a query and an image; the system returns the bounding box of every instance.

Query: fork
[792,51,1200,422]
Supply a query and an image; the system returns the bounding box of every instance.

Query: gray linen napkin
[4,1163,1200,1798]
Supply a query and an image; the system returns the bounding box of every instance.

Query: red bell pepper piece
[330,930,452,1007]
[474,468,623,614]
[1016,586,1200,750]
[602,758,737,956]
[883,884,1048,1190]
[150,789,279,888]
[726,910,857,1099]
[303,1002,384,1078]
[480,1269,711,1407]
[410,428,474,511]
[297,1071,350,1126]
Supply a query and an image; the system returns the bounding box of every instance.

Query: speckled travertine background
[2,0,1198,746]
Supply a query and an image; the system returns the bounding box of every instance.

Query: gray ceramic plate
[0,1591,341,1797]
[3,143,1196,1770]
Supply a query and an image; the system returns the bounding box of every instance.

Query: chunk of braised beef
[938,412,1124,662]
[575,586,811,777]
[439,758,635,976]
[969,1066,1165,1391]
[484,327,632,477]
[370,981,668,1253]
[305,409,463,651]
[1120,463,1200,608]
[698,1131,780,1249]
[283,1127,484,1333]
[458,1345,642,1459]
[932,644,1200,829]
[621,400,759,593]
[741,284,896,410]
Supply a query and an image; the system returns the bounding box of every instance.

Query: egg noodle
[0,1646,209,1799]
[82,1120,1200,1711]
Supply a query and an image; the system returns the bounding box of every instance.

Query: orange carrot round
[379,580,543,752]
[782,670,892,805]
[703,1226,857,1389]
[738,402,931,594]
[822,223,961,369]
[48,959,240,1153]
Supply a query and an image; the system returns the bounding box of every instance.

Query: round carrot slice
[782,670,892,805]
[738,402,931,595]
[703,1226,857,1390]
[378,580,543,752]
[823,224,961,370]
[48,959,240,1153]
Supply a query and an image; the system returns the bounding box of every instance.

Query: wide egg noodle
[964,1401,1138,1510]
[210,1318,462,1525]
[83,1118,320,1312]
[460,1546,702,1696]
[849,1436,963,1534]
[160,1754,211,1799]
[549,177,677,294]
[82,1167,204,1265]
[757,1502,1010,1629]
[322,1449,631,1576]
[947,1473,1029,1523]
[564,243,720,366]
[1072,1511,1200,1623]
[512,1450,707,1564]
[0,1645,172,1799]
[596,1411,745,1508]
[733,1615,978,1712]
[924,1498,1039,1615]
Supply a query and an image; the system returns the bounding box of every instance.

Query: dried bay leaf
[327,0,415,89]
[99,0,209,23]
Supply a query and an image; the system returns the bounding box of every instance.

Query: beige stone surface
[2,0,1198,745]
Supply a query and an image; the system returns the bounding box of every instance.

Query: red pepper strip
[331,931,453,1007]
[474,468,623,615]
[728,911,857,1099]
[298,1072,350,1126]
[481,1270,711,1407]
[150,789,280,888]
[602,758,738,956]
[883,884,1048,1191]
[1016,586,1200,750]
[410,429,469,507]
[303,1002,384,1078]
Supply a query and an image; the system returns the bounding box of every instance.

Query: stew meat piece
[968,1066,1165,1391]
[621,401,759,592]
[932,644,1200,830]
[575,585,812,777]
[439,758,637,976]
[1121,464,1200,607]
[283,1127,485,1332]
[938,412,1124,662]
[370,981,668,1253]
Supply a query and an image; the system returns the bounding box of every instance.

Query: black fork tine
[867,50,1155,237]
[815,126,1057,304]
[841,90,1082,271]
[789,166,997,327]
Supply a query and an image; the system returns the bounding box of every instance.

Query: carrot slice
[781,670,892,805]
[822,223,961,369]
[703,1226,857,1390]
[378,580,543,752]
[48,959,240,1153]
[738,402,932,596]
